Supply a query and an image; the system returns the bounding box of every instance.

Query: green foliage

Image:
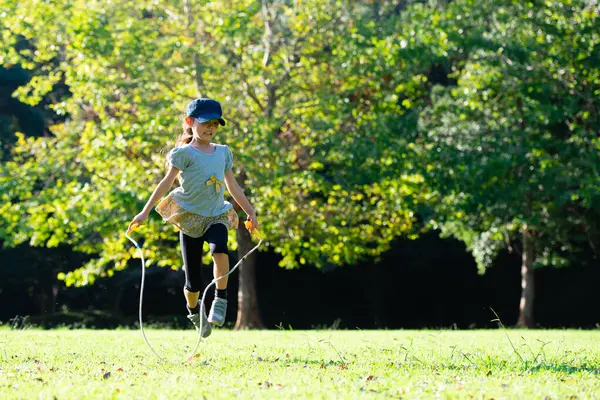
[2,0,598,286]
[0,0,420,284]
[417,0,600,270]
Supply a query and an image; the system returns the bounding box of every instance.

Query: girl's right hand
[128,212,148,233]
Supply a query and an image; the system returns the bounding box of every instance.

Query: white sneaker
[187,305,211,338]
[208,298,227,327]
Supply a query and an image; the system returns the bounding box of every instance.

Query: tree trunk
[32,283,58,320]
[516,226,536,328]
[51,284,58,314]
[34,288,50,315]
[234,220,263,329]
[182,0,205,97]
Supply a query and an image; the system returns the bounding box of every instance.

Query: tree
[197,0,432,327]
[0,0,421,327]
[418,0,600,327]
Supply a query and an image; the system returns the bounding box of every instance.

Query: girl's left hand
[246,213,259,233]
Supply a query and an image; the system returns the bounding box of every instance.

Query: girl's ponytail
[163,118,194,174]
[175,121,193,147]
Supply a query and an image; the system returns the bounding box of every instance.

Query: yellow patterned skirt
[155,194,238,238]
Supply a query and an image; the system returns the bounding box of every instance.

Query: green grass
[1,329,599,399]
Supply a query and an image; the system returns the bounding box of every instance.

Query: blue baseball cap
[186,98,226,126]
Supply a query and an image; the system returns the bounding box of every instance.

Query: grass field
[1,328,599,399]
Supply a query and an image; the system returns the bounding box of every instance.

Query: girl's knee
[184,282,202,292]
[210,244,228,256]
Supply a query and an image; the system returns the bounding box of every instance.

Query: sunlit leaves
[1,0,421,285]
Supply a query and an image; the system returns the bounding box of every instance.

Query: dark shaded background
[2,231,598,329]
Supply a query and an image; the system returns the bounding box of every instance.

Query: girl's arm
[224,170,258,231]
[128,166,180,232]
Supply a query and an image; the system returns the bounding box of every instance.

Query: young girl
[128,98,258,338]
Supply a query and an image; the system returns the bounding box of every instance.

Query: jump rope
[125,227,263,364]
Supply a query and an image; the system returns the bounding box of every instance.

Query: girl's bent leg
[212,253,229,289]
[204,223,230,288]
[204,224,229,326]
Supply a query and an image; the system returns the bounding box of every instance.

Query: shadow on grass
[258,357,347,367]
[528,363,600,375]
[431,362,600,376]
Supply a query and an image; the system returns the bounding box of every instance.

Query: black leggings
[180,223,228,292]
